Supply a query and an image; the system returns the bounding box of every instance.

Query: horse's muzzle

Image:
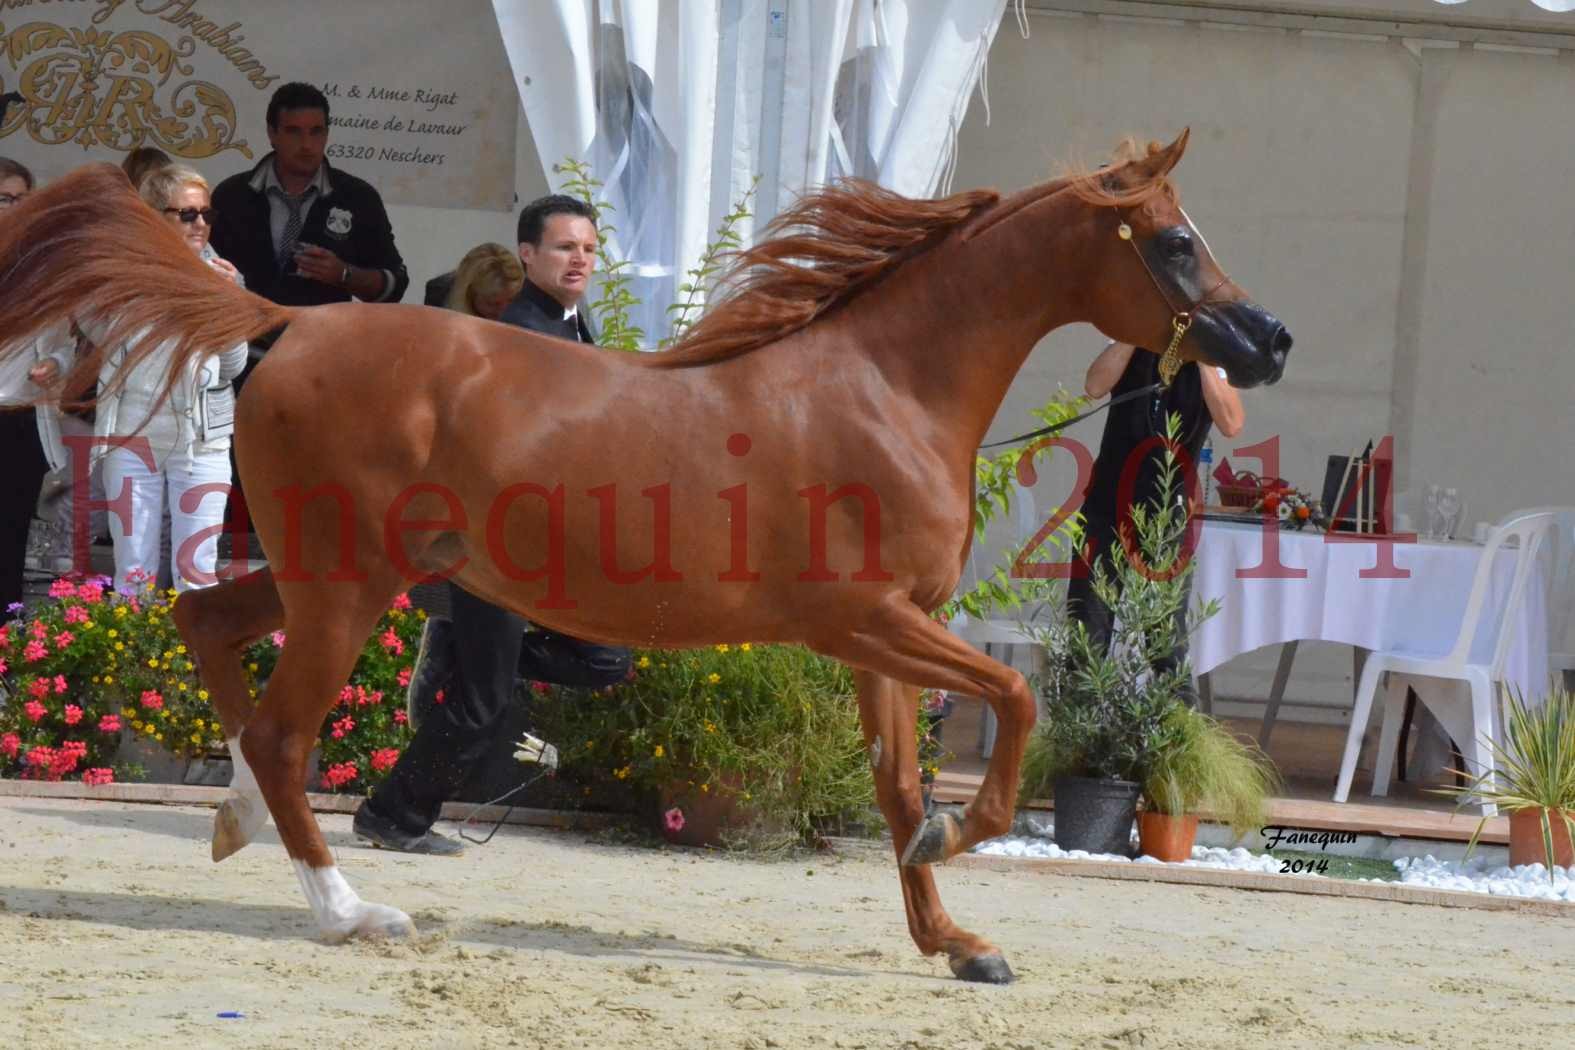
[1196,302,1291,388]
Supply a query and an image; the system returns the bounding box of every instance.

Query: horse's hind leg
[173,568,285,861]
[245,584,413,941]
[853,670,1015,984]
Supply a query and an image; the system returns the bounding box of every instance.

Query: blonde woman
[38,165,247,594]
[445,242,523,320]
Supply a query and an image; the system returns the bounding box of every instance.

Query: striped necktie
[275,188,314,270]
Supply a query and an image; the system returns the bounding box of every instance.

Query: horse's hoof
[211,796,265,862]
[900,811,960,867]
[322,903,415,944]
[950,952,1016,985]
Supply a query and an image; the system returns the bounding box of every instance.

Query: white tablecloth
[1192,522,1551,699]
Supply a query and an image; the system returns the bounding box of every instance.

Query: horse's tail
[0,163,298,411]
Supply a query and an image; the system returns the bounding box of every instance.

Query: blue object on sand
[217,1012,245,1019]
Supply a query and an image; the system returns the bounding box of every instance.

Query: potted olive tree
[1022,415,1234,856]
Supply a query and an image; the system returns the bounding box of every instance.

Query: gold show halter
[1117,216,1224,388]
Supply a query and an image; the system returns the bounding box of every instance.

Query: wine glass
[1422,484,1441,540]
[1437,487,1462,541]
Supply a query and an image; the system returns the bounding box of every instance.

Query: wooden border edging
[0,778,617,831]
[951,853,1575,918]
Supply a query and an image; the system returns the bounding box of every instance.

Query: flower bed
[1,576,420,793]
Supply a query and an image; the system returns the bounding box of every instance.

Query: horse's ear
[1130,128,1189,182]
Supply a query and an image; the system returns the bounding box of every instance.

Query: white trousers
[101,444,232,595]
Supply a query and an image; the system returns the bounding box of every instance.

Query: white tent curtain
[1431,0,1575,10]
[492,0,1008,347]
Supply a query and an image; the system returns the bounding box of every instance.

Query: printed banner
[0,0,517,210]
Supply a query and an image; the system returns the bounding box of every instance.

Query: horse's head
[1077,130,1290,389]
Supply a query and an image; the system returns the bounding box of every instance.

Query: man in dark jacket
[352,194,621,855]
[210,82,408,317]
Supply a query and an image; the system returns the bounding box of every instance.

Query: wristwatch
[341,265,352,286]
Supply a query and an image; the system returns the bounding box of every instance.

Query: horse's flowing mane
[647,179,999,368]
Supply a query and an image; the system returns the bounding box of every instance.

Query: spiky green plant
[1434,686,1575,879]
[1142,704,1280,836]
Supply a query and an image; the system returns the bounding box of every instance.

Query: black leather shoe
[352,804,465,856]
[406,616,456,733]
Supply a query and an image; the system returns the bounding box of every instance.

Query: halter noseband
[1116,210,1232,386]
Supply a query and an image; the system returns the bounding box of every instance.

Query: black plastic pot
[1053,776,1140,856]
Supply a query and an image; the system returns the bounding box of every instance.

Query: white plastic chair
[1332,509,1558,815]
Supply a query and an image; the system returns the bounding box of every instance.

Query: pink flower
[392,709,409,726]
[531,681,550,694]
[139,690,164,711]
[329,715,355,740]
[370,747,401,773]
[53,674,67,694]
[0,624,9,646]
[1,733,19,759]
[82,768,114,786]
[22,640,47,663]
[0,659,7,676]
[433,689,445,705]
[53,631,74,650]
[391,593,412,611]
[663,807,686,834]
[76,582,104,605]
[397,667,412,688]
[28,678,49,699]
[29,619,47,640]
[339,685,355,706]
[49,578,76,598]
[271,631,286,648]
[24,700,47,722]
[63,704,83,726]
[63,605,89,625]
[320,761,359,790]
[98,714,122,733]
[380,628,404,656]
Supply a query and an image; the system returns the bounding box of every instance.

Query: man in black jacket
[352,194,618,855]
[210,82,409,316]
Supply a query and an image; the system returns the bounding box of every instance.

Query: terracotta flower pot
[1507,807,1575,870]
[1137,811,1199,863]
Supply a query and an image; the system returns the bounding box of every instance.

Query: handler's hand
[292,243,347,287]
[207,256,243,285]
[27,360,58,385]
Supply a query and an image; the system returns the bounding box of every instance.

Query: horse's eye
[1165,231,1194,258]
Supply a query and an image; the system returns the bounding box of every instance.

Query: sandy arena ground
[2,796,1572,1049]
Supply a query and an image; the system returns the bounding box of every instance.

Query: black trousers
[1065,513,1194,697]
[1,409,49,612]
[365,581,527,834]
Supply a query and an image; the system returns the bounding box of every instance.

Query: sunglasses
[163,206,216,225]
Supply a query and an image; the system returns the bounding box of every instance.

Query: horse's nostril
[1272,325,1293,356]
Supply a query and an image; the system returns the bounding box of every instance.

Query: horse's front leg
[851,670,1016,983]
[243,592,415,942]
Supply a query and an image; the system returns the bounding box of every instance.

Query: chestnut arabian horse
[0,130,1288,983]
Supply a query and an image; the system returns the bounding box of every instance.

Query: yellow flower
[704,721,717,734]
[107,628,118,638]
[197,690,209,701]
[162,650,173,660]
[176,644,187,655]
[637,656,650,669]
[159,710,169,720]
[160,663,170,671]
[103,675,114,685]
[83,620,94,630]
[248,688,257,698]
[92,676,101,685]
[700,783,710,794]
[113,606,127,619]
[190,733,202,744]
[653,745,665,758]
[121,707,134,718]
[142,724,155,735]
[114,642,124,652]
[416,609,428,620]
[614,765,631,781]
[131,720,143,731]
[147,658,158,668]
[166,588,177,598]
[194,719,205,729]
[707,673,721,685]
[247,663,258,673]
[178,682,188,692]
[740,643,752,652]
[715,644,729,653]
[155,733,163,742]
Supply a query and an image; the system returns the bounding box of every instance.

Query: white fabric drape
[1431,0,1575,11]
[492,0,1008,347]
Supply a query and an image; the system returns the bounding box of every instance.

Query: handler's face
[520,214,597,310]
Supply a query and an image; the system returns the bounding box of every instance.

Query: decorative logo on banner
[0,17,253,159]
[0,0,516,212]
